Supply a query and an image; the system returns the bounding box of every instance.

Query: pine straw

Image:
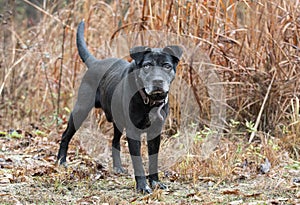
[0,0,299,166]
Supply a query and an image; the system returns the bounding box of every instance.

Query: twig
[249,72,276,143]
[43,62,56,113]
[0,54,27,96]
[21,0,71,29]
[57,25,66,127]
[166,1,173,28]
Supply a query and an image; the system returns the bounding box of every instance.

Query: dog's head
[130,46,183,101]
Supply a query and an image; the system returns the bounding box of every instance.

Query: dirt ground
[1,127,300,205]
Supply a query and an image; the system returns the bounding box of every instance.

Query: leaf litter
[0,126,299,204]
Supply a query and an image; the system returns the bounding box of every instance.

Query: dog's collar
[138,89,168,121]
[138,89,168,106]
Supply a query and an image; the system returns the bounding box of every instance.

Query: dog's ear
[162,45,183,62]
[130,46,152,65]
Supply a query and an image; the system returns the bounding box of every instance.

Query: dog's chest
[129,101,167,130]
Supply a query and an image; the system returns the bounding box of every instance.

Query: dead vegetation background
[1,0,300,203]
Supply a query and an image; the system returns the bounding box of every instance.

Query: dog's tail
[76,20,94,63]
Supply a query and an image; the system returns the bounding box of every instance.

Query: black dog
[57,21,182,193]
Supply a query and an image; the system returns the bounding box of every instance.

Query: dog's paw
[113,166,127,174]
[150,180,168,190]
[136,176,153,194]
[137,184,152,194]
[55,160,68,168]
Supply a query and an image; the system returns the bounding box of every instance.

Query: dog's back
[95,58,133,122]
[76,21,132,122]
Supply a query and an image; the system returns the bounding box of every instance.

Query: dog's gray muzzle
[139,67,175,100]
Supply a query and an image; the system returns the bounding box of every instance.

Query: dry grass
[0,0,300,184]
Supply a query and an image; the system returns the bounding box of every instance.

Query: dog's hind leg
[57,113,76,165]
[112,123,126,174]
[57,70,97,166]
[57,102,93,165]
[148,135,167,190]
[57,103,93,164]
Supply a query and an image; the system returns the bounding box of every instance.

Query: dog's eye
[163,64,172,70]
[143,64,151,70]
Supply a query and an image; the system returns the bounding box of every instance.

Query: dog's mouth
[148,90,168,101]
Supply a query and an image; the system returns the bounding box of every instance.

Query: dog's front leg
[112,123,126,174]
[148,135,167,190]
[127,135,152,194]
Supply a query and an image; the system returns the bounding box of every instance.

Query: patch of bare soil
[1,128,299,204]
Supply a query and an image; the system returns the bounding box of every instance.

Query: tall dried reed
[0,0,299,163]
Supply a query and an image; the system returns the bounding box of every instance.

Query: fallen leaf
[296,191,300,198]
[229,199,243,205]
[130,196,138,203]
[187,192,196,197]
[198,176,216,182]
[222,189,240,195]
[151,189,163,200]
[192,195,202,202]
[0,177,11,184]
[243,192,262,198]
